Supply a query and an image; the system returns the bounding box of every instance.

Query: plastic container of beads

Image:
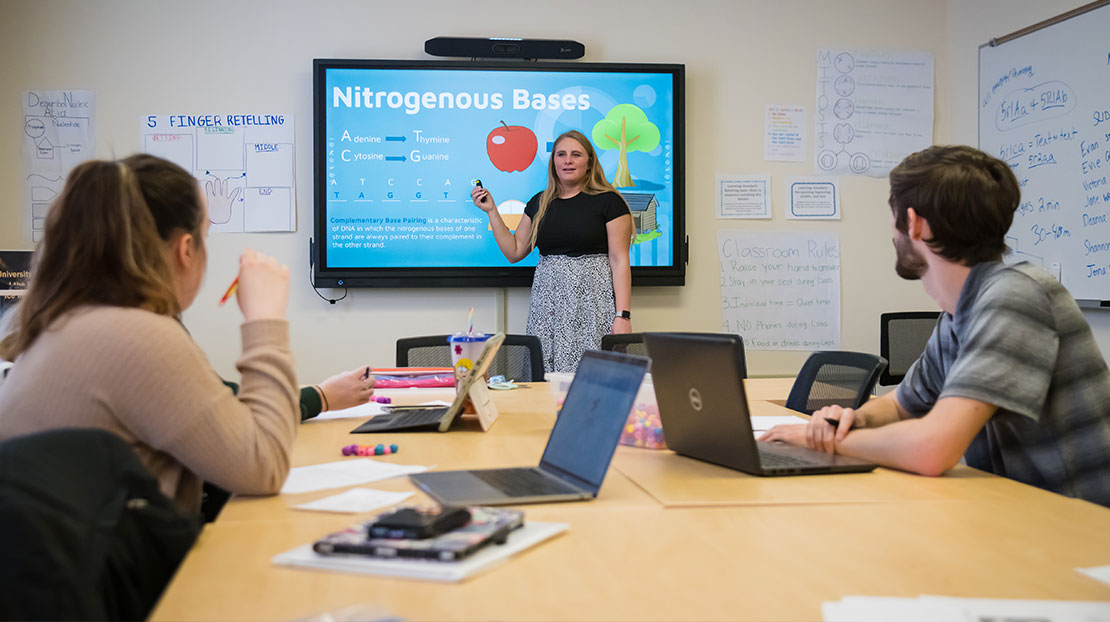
[547,372,666,450]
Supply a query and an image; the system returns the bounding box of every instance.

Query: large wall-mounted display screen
[313,59,685,287]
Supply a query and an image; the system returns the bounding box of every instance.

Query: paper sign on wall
[717,175,771,219]
[815,49,934,178]
[140,113,296,233]
[764,105,806,162]
[718,230,841,351]
[786,176,840,220]
[22,90,96,242]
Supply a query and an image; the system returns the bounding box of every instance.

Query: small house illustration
[621,192,657,234]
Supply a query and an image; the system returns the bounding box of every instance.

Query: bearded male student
[761,145,1110,507]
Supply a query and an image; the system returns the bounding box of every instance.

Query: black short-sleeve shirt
[523,191,628,256]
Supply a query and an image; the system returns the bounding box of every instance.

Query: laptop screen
[539,350,648,490]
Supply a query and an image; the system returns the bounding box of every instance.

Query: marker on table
[218,277,239,306]
[824,417,860,430]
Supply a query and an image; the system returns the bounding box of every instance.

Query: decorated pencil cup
[447,331,489,388]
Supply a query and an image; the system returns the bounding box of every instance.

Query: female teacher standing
[471,130,633,373]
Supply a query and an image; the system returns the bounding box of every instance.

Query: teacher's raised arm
[471,181,534,263]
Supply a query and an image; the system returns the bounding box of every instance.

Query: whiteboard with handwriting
[978,2,1110,302]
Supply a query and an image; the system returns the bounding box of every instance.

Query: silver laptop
[644,333,877,476]
[409,349,649,505]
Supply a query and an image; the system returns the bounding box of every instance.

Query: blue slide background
[324,67,676,268]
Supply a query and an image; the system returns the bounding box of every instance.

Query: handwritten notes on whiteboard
[977,2,1110,301]
[140,113,295,233]
[718,231,840,351]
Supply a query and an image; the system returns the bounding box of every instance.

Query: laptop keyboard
[757,448,822,468]
[472,468,581,496]
[383,408,446,427]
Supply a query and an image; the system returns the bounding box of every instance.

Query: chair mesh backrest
[612,332,747,377]
[404,343,453,368]
[785,351,887,415]
[396,334,545,382]
[601,333,649,357]
[879,312,941,385]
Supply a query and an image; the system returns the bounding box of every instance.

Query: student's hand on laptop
[758,424,808,447]
[318,366,375,412]
[807,405,858,454]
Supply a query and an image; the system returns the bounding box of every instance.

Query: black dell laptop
[644,333,877,476]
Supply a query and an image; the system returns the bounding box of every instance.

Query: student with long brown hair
[471,130,633,373]
[0,154,300,513]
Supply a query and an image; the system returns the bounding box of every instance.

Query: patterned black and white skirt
[526,253,615,374]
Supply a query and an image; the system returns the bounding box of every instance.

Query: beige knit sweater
[0,305,299,513]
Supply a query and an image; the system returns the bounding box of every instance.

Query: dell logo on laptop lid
[688,388,703,411]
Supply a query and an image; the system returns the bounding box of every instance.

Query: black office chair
[600,333,649,357]
[785,351,888,415]
[396,334,546,382]
[0,428,200,621]
[879,311,942,386]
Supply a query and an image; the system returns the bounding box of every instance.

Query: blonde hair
[528,130,628,250]
[0,155,203,360]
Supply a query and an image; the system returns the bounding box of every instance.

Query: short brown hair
[889,145,1020,265]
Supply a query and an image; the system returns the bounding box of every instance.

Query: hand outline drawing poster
[22,90,96,242]
[140,113,295,232]
[815,49,934,178]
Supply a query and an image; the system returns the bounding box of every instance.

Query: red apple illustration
[486,121,537,172]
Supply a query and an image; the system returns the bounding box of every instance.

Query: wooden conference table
[151,379,1110,621]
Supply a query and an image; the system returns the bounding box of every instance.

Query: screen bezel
[312,58,686,288]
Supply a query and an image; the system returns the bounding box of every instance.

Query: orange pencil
[218,276,239,305]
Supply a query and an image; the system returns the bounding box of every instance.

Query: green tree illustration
[591,104,660,188]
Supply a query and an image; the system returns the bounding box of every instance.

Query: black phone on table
[368,505,471,539]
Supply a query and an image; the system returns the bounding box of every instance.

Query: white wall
[0,0,1102,384]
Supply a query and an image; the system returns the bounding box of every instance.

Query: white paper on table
[824,596,956,622]
[281,459,428,495]
[825,595,1110,622]
[311,401,390,422]
[310,399,453,422]
[750,415,808,431]
[1076,565,1110,586]
[293,488,413,514]
[921,595,1110,622]
[273,521,569,582]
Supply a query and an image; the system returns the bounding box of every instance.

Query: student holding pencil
[0,154,302,514]
[216,275,377,421]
